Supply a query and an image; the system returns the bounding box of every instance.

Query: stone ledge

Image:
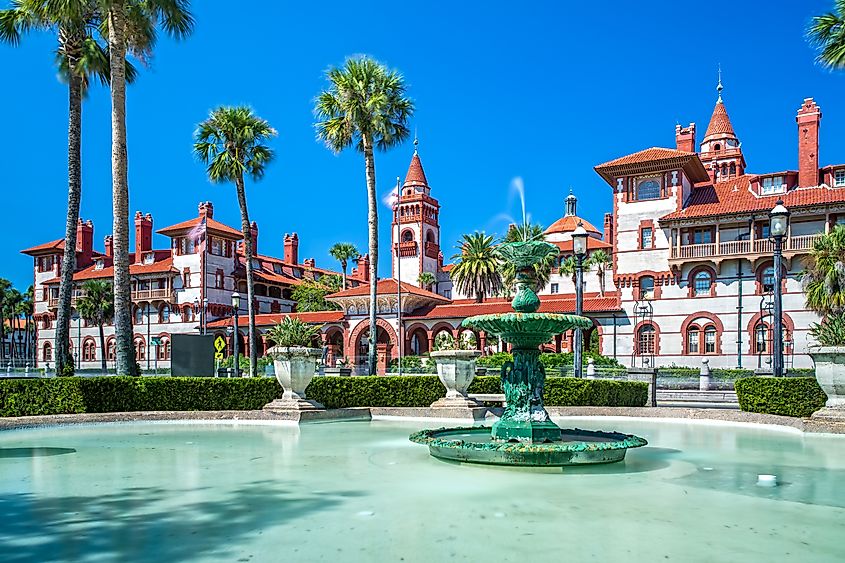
[0,406,843,434]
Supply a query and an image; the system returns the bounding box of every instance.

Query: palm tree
[500,223,554,293]
[418,271,435,291]
[450,233,503,303]
[0,278,10,360]
[559,256,577,286]
[809,2,845,69]
[328,242,359,290]
[315,55,414,375]
[19,286,34,363]
[802,225,845,315]
[102,0,193,376]
[76,280,114,373]
[194,106,276,378]
[3,288,22,361]
[587,249,612,297]
[0,0,123,374]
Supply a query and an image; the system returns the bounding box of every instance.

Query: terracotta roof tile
[661,176,845,221]
[544,215,601,236]
[403,153,428,188]
[157,216,242,238]
[406,293,622,320]
[704,101,736,139]
[551,237,612,253]
[327,278,449,302]
[21,239,65,255]
[594,147,711,185]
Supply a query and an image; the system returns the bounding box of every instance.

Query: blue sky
[1,0,843,289]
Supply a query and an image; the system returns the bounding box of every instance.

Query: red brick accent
[637,219,656,250]
[754,261,787,295]
[747,311,795,355]
[687,265,717,298]
[675,122,696,153]
[680,312,724,355]
[134,212,152,263]
[797,98,821,188]
[633,320,660,356]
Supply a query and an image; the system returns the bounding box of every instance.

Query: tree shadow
[0,479,363,563]
[0,448,77,459]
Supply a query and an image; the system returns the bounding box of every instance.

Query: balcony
[670,234,822,261]
[424,242,440,259]
[131,288,176,302]
[395,241,418,257]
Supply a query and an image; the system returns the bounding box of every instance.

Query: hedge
[735,376,828,418]
[0,375,648,417]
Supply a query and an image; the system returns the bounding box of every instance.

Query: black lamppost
[202,297,208,335]
[769,199,790,378]
[231,292,240,377]
[572,221,588,378]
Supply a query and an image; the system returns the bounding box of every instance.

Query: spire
[403,146,429,191]
[564,189,577,217]
[716,64,723,103]
[704,97,736,140]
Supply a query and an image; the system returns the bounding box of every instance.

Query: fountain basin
[409,426,647,466]
[462,312,593,348]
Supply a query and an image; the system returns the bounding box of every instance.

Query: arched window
[639,276,655,300]
[134,306,144,325]
[687,325,700,354]
[42,342,52,362]
[721,163,727,177]
[157,337,171,361]
[402,230,414,242]
[714,143,721,152]
[636,324,656,355]
[693,271,712,296]
[754,322,768,354]
[106,339,116,361]
[41,316,51,330]
[704,326,717,354]
[425,230,436,244]
[184,306,195,322]
[215,269,224,289]
[729,162,736,176]
[159,305,170,324]
[134,337,146,361]
[83,339,96,362]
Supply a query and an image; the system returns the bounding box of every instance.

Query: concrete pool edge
[1,406,844,434]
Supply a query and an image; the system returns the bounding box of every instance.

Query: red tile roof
[544,215,601,236]
[327,278,449,302]
[406,293,622,320]
[661,176,845,221]
[441,263,454,273]
[551,237,612,253]
[404,153,428,188]
[157,216,243,238]
[21,239,65,255]
[594,147,711,185]
[704,101,736,139]
[207,310,344,328]
[42,252,177,283]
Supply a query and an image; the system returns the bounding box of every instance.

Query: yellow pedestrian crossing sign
[214,335,226,360]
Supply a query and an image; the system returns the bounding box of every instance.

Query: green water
[1,418,844,562]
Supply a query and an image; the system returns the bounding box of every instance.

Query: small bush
[306,376,444,408]
[735,377,827,418]
[386,355,436,374]
[476,352,512,368]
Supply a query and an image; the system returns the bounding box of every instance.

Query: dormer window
[94,259,104,271]
[273,263,282,274]
[293,269,302,279]
[143,253,154,265]
[636,178,661,201]
[835,169,845,187]
[761,176,785,195]
[251,258,261,270]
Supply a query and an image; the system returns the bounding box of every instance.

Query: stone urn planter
[809,346,845,419]
[264,346,325,411]
[429,350,483,408]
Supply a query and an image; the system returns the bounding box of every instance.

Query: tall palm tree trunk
[108,2,136,376]
[235,174,257,377]
[56,53,83,374]
[363,134,378,375]
[341,261,347,290]
[598,267,605,297]
[98,321,107,373]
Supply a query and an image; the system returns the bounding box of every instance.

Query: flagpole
[396,176,402,377]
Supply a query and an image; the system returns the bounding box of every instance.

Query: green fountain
[410,239,647,466]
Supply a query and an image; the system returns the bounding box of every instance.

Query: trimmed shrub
[544,378,648,407]
[305,376,445,408]
[476,352,513,368]
[735,377,828,418]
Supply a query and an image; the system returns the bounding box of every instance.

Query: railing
[395,241,418,257]
[131,288,174,301]
[671,233,823,259]
[424,242,440,259]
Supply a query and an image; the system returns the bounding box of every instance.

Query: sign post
[214,335,227,376]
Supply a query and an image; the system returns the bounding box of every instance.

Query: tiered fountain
[410,239,647,466]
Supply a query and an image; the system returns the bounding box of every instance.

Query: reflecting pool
[1,417,844,562]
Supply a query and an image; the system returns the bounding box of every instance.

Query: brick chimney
[283,232,299,264]
[134,211,153,263]
[675,122,696,153]
[797,98,822,188]
[303,258,315,268]
[198,201,214,219]
[249,221,258,254]
[357,254,370,282]
[76,219,94,267]
[604,212,614,246]
[104,235,113,258]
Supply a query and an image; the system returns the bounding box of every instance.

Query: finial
[716,64,723,103]
[413,127,419,154]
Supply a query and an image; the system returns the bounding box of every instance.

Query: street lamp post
[231,292,240,377]
[769,199,790,378]
[71,311,81,370]
[572,222,589,378]
[202,297,208,335]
